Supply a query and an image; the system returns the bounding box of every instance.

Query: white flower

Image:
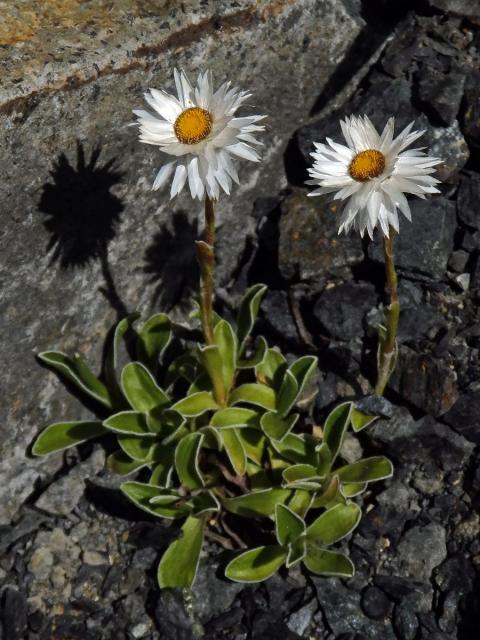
[307,115,442,238]
[132,69,266,200]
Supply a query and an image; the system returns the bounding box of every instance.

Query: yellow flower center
[349,149,385,182]
[174,107,213,145]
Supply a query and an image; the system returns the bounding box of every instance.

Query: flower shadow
[39,142,128,319]
[144,210,199,312]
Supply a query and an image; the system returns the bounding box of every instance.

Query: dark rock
[462,70,480,150]
[457,172,480,230]
[191,557,244,624]
[285,598,317,636]
[313,283,377,341]
[154,589,196,640]
[417,65,465,126]
[421,117,469,184]
[259,289,300,345]
[393,605,419,640]
[361,586,392,620]
[1,587,27,640]
[427,0,480,17]
[389,346,458,417]
[447,250,469,273]
[251,611,301,640]
[393,523,447,581]
[314,578,396,639]
[443,389,480,444]
[368,199,457,281]
[358,480,420,543]
[277,191,363,285]
[396,305,446,344]
[368,408,474,470]
[374,575,433,611]
[434,555,476,634]
[355,395,394,419]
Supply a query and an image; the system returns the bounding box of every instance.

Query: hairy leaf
[32,421,107,456]
[107,450,147,475]
[306,502,361,545]
[336,456,393,483]
[211,407,259,429]
[172,391,219,417]
[277,370,299,417]
[225,545,286,583]
[223,488,291,518]
[103,411,151,436]
[121,482,189,519]
[237,284,267,355]
[136,313,171,373]
[229,383,276,411]
[304,547,354,577]
[221,428,247,475]
[351,408,378,432]
[323,402,353,462]
[261,412,298,441]
[275,504,305,546]
[175,432,204,489]
[38,351,113,409]
[214,320,237,392]
[158,515,206,588]
[104,313,140,404]
[121,362,170,412]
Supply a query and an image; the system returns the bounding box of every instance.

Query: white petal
[170,164,187,198]
[152,161,176,190]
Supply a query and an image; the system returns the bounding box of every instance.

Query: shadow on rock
[144,210,199,311]
[39,142,128,319]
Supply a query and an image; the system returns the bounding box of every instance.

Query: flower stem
[195,196,216,345]
[375,228,400,395]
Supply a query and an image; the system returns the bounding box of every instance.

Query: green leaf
[290,355,318,399]
[147,407,184,440]
[121,482,189,519]
[236,428,265,465]
[342,482,367,497]
[197,345,227,406]
[316,442,332,476]
[158,515,205,589]
[306,502,361,545]
[275,504,305,546]
[104,313,140,404]
[118,434,154,461]
[311,475,341,509]
[38,351,113,409]
[225,545,286,583]
[323,402,353,462]
[214,320,237,392]
[165,353,198,387]
[236,284,267,356]
[191,491,220,516]
[287,490,313,518]
[304,547,354,577]
[211,407,259,429]
[336,456,393,483]
[172,391,219,417]
[149,445,176,486]
[103,411,151,436]
[220,428,246,475]
[282,464,319,483]
[229,383,276,411]
[222,488,291,519]
[175,432,204,489]
[277,370,299,417]
[238,336,268,370]
[286,536,306,568]
[261,411,298,441]
[32,421,107,456]
[107,450,147,475]
[255,348,287,389]
[121,362,170,412]
[272,433,317,465]
[136,313,171,373]
[351,408,378,432]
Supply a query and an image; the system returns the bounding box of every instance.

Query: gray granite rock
[394,523,447,581]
